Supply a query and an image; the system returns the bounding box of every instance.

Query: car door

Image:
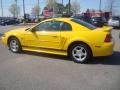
[23,20,61,49]
[60,22,73,48]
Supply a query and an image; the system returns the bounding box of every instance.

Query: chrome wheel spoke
[10,39,19,52]
[72,46,87,62]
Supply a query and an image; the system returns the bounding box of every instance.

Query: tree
[105,0,120,15]
[71,0,80,15]
[46,0,57,9]
[54,3,64,14]
[9,4,20,17]
[64,3,73,16]
[44,1,64,14]
[107,0,115,13]
[31,5,41,18]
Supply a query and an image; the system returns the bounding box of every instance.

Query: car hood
[5,27,29,34]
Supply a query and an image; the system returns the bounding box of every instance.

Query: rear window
[71,19,97,30]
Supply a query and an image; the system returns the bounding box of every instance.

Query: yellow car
[1,18,114,63]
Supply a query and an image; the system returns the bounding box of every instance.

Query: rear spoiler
[102,26,113,32]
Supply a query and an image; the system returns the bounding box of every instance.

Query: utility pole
[23,0,26,24]
[99,0,102,11]
[62,0,63,14]
[68,0,71,15]
[110,1,113,16]
[53,0,55,18]
[1,0,3,17]
[62,0,63,6]
[15,0,18,18]
[38,0,40,18]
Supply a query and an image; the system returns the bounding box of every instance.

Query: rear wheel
[8,37,22,53]
[68,43,92,63]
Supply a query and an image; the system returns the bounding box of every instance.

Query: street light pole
[1,0,3,17]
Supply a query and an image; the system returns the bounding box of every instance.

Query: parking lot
[0,25,120,90]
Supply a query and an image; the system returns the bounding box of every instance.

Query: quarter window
[61,22,72,31]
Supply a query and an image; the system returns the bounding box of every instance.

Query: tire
[68,43,92,63]
[8,37,22,53]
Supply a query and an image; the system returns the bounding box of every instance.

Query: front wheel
[8,37,22,53]
[68,44,92,63]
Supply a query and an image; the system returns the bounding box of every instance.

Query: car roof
[44,18,72,22]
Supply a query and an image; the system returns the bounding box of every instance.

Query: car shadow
[22,51,120,65]
[22,51,70,61]
[89,51,120,65]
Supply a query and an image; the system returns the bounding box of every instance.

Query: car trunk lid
[95,26,113,32]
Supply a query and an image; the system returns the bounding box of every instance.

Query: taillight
[104,34,112,42]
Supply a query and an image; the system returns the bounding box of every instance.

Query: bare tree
[46,0,57,9]
[105,0,120,15]
[71,0,80,15]
[107,0,115,12]
[9,4,20,17]
[31,5,41,18]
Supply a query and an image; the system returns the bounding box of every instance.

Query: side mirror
[31,27,37,32]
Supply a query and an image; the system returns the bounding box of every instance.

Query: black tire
[8,37,22,53]
[68,43,92,63]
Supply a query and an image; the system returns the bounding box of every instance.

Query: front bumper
[93,42,114,57]
[1,36,8,46]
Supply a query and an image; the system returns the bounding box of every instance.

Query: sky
[0,0,120,17]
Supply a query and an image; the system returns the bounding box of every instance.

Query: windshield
[71,19,97,30]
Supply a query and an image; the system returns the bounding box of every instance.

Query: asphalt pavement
[0,25,120,90]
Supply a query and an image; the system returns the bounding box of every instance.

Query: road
[0,25,120,90]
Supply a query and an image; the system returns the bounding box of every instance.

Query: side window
[35,21,52,31]
[35,21,61,31]
[50,21,61,31]
[61,22,72,31]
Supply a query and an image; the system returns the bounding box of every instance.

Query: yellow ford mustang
[1,18,114,63]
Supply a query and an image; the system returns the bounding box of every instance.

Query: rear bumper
[93,42,114,57]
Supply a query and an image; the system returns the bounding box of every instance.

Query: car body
[91,16,107,27]
[72,16,107,27]
[1,18,114,63]
[0,19,5,25]
[0,19,20,26]
[108,16,120,28]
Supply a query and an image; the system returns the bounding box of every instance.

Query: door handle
[51,36,58,38]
